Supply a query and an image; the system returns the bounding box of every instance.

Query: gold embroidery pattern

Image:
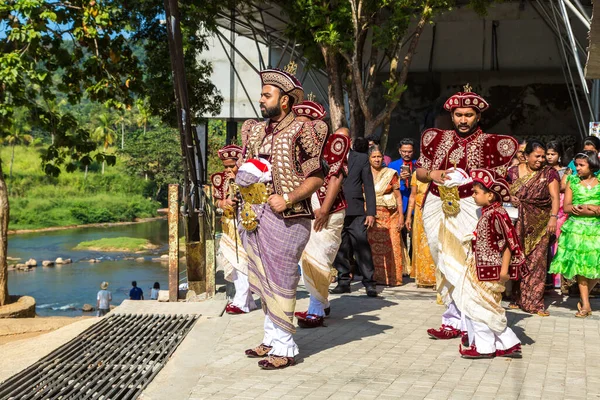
[271,121,304,194]
[432,130,455,170]
[497,138,517,157]
[448,147,465,166]
[422,129,437,147]
[438,185,461,217]
[466,133,487,170]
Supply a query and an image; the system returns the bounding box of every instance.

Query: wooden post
[205,187,216,298]
[168,184,179,302]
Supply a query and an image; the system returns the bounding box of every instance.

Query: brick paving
[183,281,600,400]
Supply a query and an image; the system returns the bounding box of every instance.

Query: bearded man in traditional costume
[211,145,257,314]
[415,85,518,340]
[292,98,350,328]
[236,65,328,369]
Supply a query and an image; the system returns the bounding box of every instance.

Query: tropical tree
[0,0,224,306]
[4,110,33,180]
[93,113,117,174]
[278,0,494,147]
[136,99,152,135]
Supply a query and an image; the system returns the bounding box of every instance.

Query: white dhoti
[218,215,256,312]
[263,315,299,357]
[300,194,345,316]
[457,255,520,353]
[422,193,479,329]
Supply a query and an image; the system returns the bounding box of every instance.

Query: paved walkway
[142,281,600,400]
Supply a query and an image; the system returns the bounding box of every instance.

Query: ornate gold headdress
[283,60,298,76]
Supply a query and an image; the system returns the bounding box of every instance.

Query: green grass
[4,145,160,230]
[74,237,158,252]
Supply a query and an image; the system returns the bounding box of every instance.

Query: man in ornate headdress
[293,97,351,328]
[211,145,257,315]
[416,85,518,340]
[236,63,328,369]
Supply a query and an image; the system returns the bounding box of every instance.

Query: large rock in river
[25,259,37,267]
[42,260,54,267]
[0,295,36,318]
[81,304,95,312]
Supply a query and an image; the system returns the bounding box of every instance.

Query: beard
[261,103,282,119]
[453,120,479,136]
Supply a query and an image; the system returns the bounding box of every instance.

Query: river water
[7,219,171,316]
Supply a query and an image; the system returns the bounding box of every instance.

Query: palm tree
[136,100,152,135]
[92,113,117,174]
[5,117,33,179]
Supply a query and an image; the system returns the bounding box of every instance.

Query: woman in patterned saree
[367,145,406,286]
[507,140,560,316]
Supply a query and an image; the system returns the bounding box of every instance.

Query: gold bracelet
[426,170,432,182]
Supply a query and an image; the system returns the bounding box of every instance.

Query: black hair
[472,181,500,202]
[368,144,382,156]
[353,137,369,153]
[365,134,380,145]
[524,139,546,155]
[278,89,295,108]
[583,135,600,151]
[153,282,160,289]
[132,281,137,287]
[397,138,415,150]
[574,150,600,173]
[546,140,565,166]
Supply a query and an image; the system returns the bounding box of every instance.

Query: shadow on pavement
[294,294,396,361]
[507,310,535,345]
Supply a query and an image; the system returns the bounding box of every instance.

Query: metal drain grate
[0,313,198,400]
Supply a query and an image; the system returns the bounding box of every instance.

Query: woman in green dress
[550,150,600,318]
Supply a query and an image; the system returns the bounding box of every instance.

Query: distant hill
[4,145,160,230]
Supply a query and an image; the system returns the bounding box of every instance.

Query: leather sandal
[258,355,296,370]
[575,309,592,318]
[537,309,550,317]
[244,343,272,358]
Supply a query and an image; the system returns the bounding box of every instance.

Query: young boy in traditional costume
[456,168,527,359]
[211,145,257,314]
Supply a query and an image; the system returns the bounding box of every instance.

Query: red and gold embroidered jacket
[472,202,527,281]
[315,133,350,214]
[417,128,518,199]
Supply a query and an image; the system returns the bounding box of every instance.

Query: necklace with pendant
[582,176,596,189]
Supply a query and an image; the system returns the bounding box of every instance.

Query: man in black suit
[331,134,378,297]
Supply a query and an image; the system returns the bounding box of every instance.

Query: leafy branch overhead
[1,0,223,175]
[277,0,495,145]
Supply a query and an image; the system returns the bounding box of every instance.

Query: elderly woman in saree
[367,145,406,286]
[507,140,560,316]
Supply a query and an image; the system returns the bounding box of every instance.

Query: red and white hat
[292,100,326,120]
[218,144,242,161]
[444,83,489,113]
[470,168,511,202]
[235,158,272,187]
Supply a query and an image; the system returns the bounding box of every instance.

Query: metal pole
[168,184,179,302]
[230,6,236,122]
[216,34,261,119]
[563,0,590,27]
[558,0,591,96]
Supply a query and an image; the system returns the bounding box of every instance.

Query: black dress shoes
[365,286,377,297]
[330,284,351,294]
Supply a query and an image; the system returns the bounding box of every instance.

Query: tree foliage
[1,0,224,175]
[119,126,184,204]
[277,0,495,143]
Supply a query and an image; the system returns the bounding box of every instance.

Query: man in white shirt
[97,281,112,317]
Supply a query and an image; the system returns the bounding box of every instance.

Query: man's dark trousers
[333,215,376,288]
